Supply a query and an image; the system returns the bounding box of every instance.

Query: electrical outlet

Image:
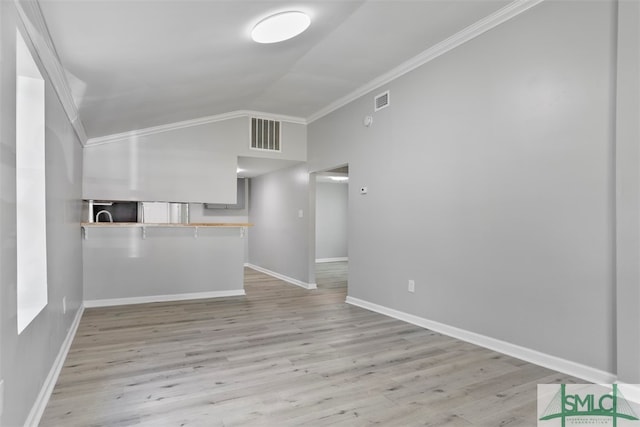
[298,209,304,218]
[408,280,415,293]
[62,297,67,314]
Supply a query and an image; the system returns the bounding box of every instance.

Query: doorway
[314,165,349,292]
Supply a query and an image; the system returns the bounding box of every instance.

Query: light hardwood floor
[41,262,579,426]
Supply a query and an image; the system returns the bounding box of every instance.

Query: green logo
[539,384,639,426]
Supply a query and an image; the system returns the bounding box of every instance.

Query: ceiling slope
[36,0,518,139]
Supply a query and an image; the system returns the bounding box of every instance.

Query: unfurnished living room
[1,0,639,426]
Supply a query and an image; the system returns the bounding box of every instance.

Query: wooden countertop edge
[81,222,253,227]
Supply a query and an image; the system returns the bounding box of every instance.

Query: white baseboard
[614,383,640,404]
[25,304,85,427]
[316,257,348,263]
[246,263,317,290]
[84,289,246,308]
[345,296,616,384]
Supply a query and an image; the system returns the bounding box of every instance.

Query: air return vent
[251,118,281,151]
[374,90,390,112]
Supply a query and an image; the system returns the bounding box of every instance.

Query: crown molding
[307,0,545,124]
[242,110,307,125]
[85,110,307,147]
[14,0,88,146]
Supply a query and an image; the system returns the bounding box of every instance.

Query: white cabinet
[205,179,245,210]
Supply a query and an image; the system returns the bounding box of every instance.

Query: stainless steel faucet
[95,210,113,223]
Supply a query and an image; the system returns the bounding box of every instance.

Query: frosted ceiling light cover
[252,12,310,43]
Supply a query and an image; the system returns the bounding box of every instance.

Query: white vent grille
[251,118,281,151]
[374,90,390,111]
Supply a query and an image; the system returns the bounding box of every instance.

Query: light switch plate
[408,280,415,293]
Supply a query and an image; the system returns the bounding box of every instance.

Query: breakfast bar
[81,223,252,306]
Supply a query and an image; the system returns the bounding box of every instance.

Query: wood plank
[40,262,581,426]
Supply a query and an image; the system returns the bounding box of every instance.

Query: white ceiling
[38,0,511,140]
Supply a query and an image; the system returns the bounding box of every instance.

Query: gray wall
[315,182,348,260]
[615,0,640,383]
[83,227,245,301]
[0,3,84,425]
[249,164,313,284]
[83,118,307,204]
[83,119,239,203]
[308,0,616,374]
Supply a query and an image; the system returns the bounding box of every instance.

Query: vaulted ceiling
[38,0,512,140]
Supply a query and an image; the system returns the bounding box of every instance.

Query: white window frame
[16,29,48,334]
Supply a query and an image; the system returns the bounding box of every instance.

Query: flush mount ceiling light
[251,11,310,44]
[330,176,348,182]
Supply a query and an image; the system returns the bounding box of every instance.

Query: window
[16,30,47,334]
